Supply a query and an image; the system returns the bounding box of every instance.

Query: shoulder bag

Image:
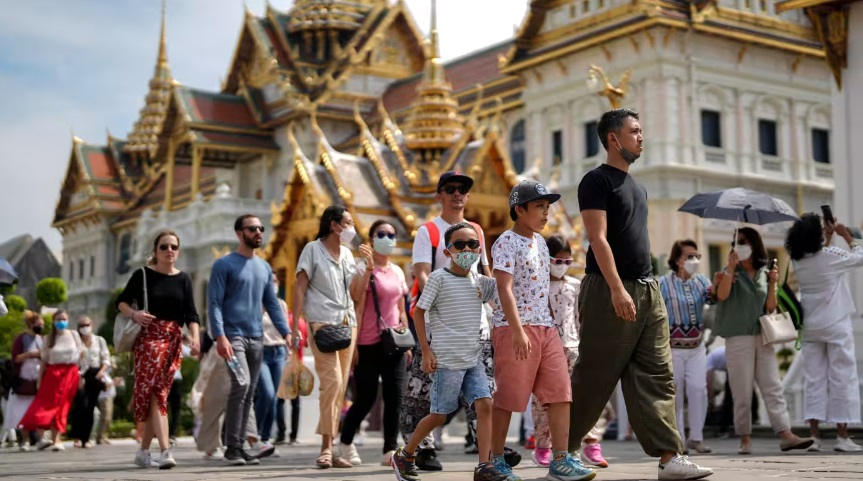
[114,267,146,353]
[370,271,415,356]
[312,259,353,353]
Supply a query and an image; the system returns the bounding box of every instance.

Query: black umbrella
[678,188,799,225]
[0,256,18,286]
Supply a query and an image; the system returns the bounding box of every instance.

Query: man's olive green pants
[568,275,683,457]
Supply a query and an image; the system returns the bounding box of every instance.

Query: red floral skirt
[133,319,182,422]
[19,364,79,432]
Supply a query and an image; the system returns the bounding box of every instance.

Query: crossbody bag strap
[142,267,149,312]
[369,272,385,333]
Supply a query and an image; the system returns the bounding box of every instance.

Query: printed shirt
[659,272,712,348]
[416,269,497,370]
[490,230,555,328]
[549,276,580,349]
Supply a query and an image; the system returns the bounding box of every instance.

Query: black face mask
[614,134,640,164]
[32,326,43,335]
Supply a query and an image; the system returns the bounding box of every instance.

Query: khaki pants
[725,334,790,435]
[308,324,356,437]
[95,397,113,442]
[569,275,682,457]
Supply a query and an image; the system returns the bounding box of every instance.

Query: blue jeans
[430,361,491,415]
[255,345,286,442]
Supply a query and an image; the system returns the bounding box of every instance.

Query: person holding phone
[292,205,358,469]
[712,227,813,454]
[785,212,863,452]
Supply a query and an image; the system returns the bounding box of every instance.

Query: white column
[831,2,863,421]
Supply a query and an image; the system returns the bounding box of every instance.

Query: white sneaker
[807,439,822,452]
[203,447,225,461]
[382,449,395,466]
[51,444,66,452]
[658,455,714,480]
[134,449,158,468]
[272,447,281,458]
[338,442,362,465]
[159,449,177,469]
[18,445,30,452]
[250,440,276,459]
[36,439,53,451]
[835,436,863,452]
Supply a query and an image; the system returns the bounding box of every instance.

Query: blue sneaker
[492,455,522,481]
[547,453,596,481]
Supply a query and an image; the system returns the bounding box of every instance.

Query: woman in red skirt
[117,230,200,470]
[19,309,83,451]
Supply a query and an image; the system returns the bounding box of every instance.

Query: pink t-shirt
[357,262,408,346]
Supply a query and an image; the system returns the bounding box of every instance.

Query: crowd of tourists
[2,108,862,481]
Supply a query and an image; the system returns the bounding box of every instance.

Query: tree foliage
[36,278,67,306]
[101,288,124,347]
[4,295,27,313]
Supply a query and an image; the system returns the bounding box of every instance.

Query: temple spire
[157,0,169,72]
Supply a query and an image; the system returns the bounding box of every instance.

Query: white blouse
[793,244,863,331]
[41,331,84,365]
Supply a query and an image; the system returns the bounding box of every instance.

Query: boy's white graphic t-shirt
[416,269,497,370]
[491,230,555,329]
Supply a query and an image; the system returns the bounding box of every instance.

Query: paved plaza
[1,437,861,481]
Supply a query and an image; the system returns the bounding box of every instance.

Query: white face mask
[550,264,569,279]
[338,226,356,245]
[683,258,700,275]
[734,244,752,262]
[79,327,92,336]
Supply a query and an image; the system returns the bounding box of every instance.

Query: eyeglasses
[447,239,481,250]
[686,254,702,260]
[549,257,573,266]
[375,232,397,240]
[159,244,179,251]
[78,325,91,328]
[440,184,470,195]
[243,226,265,233]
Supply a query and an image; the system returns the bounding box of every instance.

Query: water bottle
[226,355,247,386]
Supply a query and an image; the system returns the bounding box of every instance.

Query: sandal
[316,451,333,469]
[332,455,353,468]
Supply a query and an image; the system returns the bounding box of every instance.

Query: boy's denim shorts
[430,361,491,415]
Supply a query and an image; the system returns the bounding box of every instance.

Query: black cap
[436,171,474,192]
[509,179,561,207]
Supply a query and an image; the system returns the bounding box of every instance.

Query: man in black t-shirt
[569,109,714,480]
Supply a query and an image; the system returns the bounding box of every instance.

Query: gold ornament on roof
[401,0,465,158]
[586,64,632,110]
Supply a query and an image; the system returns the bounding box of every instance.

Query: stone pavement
[1,437,861,481]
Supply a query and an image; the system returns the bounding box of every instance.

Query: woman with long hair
[3,310,44,451]
[19,309,83,451]
[713,227,813,454]
[292,205,358,469]
[70,315,110,448]
[117,230,200,469]
[786,214,863,452]
[338,220,409,466]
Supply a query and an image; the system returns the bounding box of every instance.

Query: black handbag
[313,259,353,353]
[370,272,415,356]
[12,376,38,396]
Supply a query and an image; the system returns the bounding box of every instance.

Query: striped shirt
[416,269,497,370]
[659,271,711,348]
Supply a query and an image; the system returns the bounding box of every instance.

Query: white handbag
[758,311,797,345]
[113,267,147,353]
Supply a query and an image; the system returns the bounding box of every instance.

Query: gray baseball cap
[508,179,561,207]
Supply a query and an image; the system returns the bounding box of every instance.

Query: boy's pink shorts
[492,325,572,412]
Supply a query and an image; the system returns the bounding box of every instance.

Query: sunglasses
[447,239,481,251]
[79,325,91,328]
[243,226,265,233]
[375,232,397,240]
[159,244,179,251]
[440,184,470,195]
[549,257,573,266]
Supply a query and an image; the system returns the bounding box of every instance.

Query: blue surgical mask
[452,251,480,270]
[54,320,69,330]
[373,237,396,256]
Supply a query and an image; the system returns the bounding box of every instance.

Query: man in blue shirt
[209,214,292,466]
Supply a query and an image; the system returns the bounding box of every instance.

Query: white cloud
[0,0,527,256]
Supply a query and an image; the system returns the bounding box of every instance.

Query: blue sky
[0,0,526,257]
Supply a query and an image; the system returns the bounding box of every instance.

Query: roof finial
[430,0,440,60]
[157,0,169,70]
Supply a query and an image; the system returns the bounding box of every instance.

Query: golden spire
[124,0,172,159]
[402,0,465,159]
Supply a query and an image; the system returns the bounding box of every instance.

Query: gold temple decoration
[775,0,852,89]
[401,0,465,162]
[586,64,632,109]
[124,0,172,160]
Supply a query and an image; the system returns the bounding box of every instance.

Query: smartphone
[768,258,777,271]
[821,204,835,225]
[349,233,365,251]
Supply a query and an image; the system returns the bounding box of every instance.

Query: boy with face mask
[392,222,506,481]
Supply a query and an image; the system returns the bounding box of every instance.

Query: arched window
[510,119,526,173]
[117,233,131,274]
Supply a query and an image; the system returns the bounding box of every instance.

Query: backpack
[408,220,485,317]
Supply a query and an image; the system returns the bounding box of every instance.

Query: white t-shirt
[491,230,555,329]
[416,269,497,369]
[550,276,581,349]
[706,346,727,372]
[412,216,491,340]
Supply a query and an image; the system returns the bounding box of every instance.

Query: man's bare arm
[414,263,431,292]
